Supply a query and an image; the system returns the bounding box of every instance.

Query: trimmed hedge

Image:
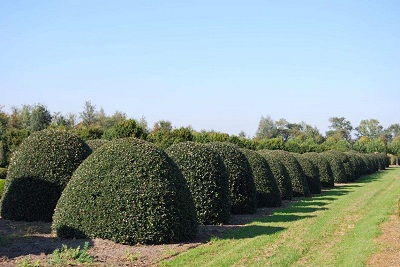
[0,129,91,222]
[292,153,321,194]
[240,148,282,207]
[303,152,334,188]
[86,139,109,151]
[358,154,374,175]
[322,151,347,183]
[258,151,293,200]
[327,150,356,182]
[166,142,231,225]
[263,150,310,197]
[206,142,257,214]
[53,138,198,245]
[345,152,365,179]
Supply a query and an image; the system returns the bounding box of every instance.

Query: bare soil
[0,204,285,267]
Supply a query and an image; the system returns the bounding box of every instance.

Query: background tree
[355,119,383,139]
[79,101,97,127]
[255,116,278,139]
[385,123,400,142]
[326,117,353,141]
[29,104,52,132]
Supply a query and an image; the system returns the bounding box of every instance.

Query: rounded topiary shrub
[345,152,365,179]
[292,153,321,194]
[206,142,257,214]
[322,151,347,183]
[303,152,334,188]
[358,154,374,175]
[368,154,380,172]
[240,148,282,208]
[258,150,293,200]
[326,150,355,182]
[375,153,387,170]
[263,150,310,197]
[0,129,91,222]
[52,138,197,245]
[166,142,231,225]
[86,139,109,151]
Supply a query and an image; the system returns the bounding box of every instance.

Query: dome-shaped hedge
[258,151,293,200]
[326,150,356,182]
[240,148,282,208]
[303,152,334,188]
[263,150,310,197]
[166,142,231,225]
[358,154,374,175]
[206,142,257,214]
[292,153,321,194]
[322,151,347,183]
[345,152,365,179]
[0,129,91,222]
[52,138,197,245]
[86,139,109,151]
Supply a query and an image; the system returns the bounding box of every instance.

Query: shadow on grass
[223,225,286,239]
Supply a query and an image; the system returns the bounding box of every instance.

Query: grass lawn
[161,167,400,267]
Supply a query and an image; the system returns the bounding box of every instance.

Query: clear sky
[1,1,399,137]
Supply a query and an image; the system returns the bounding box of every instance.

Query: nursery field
[161,167,400,267]
[0,167,399,266]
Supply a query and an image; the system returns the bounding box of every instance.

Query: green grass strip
[160,167,400,267]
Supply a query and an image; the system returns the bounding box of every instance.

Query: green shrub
[102,119,147,140]
[258,151,293,200]
[322,151,348,183]
[345,152,365,179]
[326,150,356,182]
[262,150,310,197]
[86,139,109,151]
[0,179,5,198]
[166,142,231,225]
[303,152,334,188]
[292,153,321,194]
[375,153,387,170]
[0,167,7,179]
[368,154,380,172]
[240,148,282,207]
[206,142,257,214]
[52,138,197,245]
[0,129,91,221]
[358,154,374,175]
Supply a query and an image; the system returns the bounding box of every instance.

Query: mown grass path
[161,167,400,267]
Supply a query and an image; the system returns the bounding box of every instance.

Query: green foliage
[4,128,30,165]
[322,151,347,183]
[263,150,310,197]
[240,148,282,207]
[257,150,293,200]
[49,242,93,265]
[303,152,334,188]
[0,179,5,197]
[345,152,365,179]
[292,153,321,194]
[0,167,6,179]
[86,139,109,151]
[16,256,41,267]
[166,142,231,225]
[148,127,194,149]
[52,138,198,245]
[327,150,356,182]
[254,137,284,151]
[0,141,7,167]
[0,129,91,222]
[358,154,374,175]
[206,142,257,214]
[73,126,103,141]
[102,119,147,140]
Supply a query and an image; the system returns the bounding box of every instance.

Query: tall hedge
[292,153,321,194]
[0,129,91,221]
[258,151,293,200]
[240,148,282,207]
[263,150,310,197]
[206,142,257,214]
[358,154,374,175]
[322,151,347,183]
[303,152,334,188]
[166,142,231,225]
[345,152,365,179]
[53,138,198,245]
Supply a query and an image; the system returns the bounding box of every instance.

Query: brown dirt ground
[0,204,287,267]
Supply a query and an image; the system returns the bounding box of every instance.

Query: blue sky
[1,1,399,137]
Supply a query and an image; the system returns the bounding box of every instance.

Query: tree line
[1,101,399,167]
